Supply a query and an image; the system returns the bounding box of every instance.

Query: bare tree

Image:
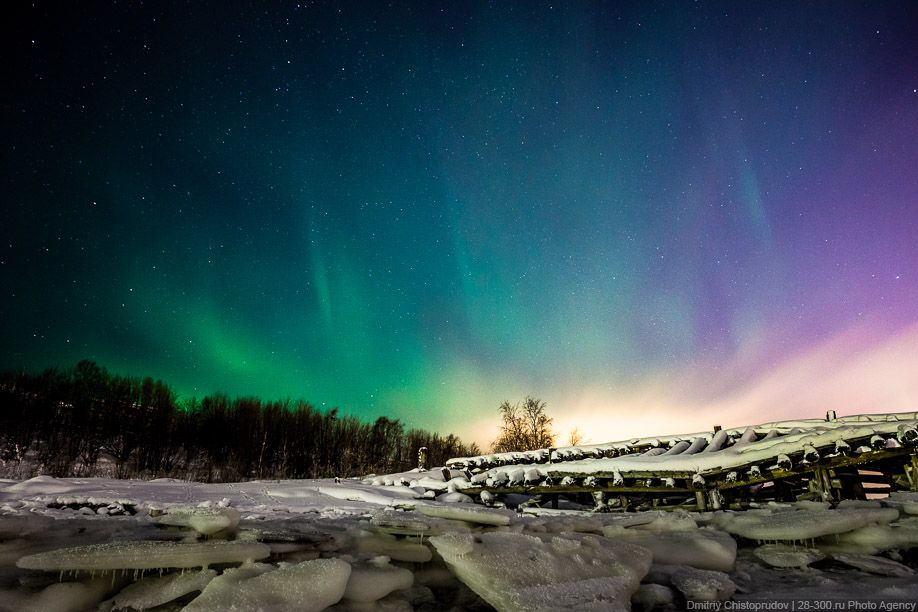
[568,427,584,446]
[491,396,555,452]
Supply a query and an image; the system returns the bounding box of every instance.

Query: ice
[608,527,737,572]
[342,556,414,603]
[182,558,351,611]
[16,540,271,571]
[624,511,697,532]
[435,491,474,503]
[885,491,918,516]
[368,508,431,535]
[153,507,240,536]
[832,554,915,577]
[417,503,512,526]
[429,531,651,611]
[631,583,676,610]
[353,530,433,563]
[821,518,918,555]
[5,577,115,612]
[752,544,825,568]
[717,507,899,541]
[670,567,737,603]
[106,569,217,610]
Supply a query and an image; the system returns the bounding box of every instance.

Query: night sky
[3,2,918,446]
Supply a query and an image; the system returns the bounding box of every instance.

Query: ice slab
[606,527,737,572]
[718,507,899,541]
[10,577,114,612]
[154,507,240,536]
[752,544,825,568]
[107,569,217,610]
[832,554,915,577]
[821,518,918,555]
[17,540,271,571]
[353,530,433,563]
[884,492,918,516]
[342,557,414,603]
[417,503,512,526]
[182,558,351,612]
[631,583,676,610]
[670,567,736,603]
[369,509,431,535]
[430,531,651,611]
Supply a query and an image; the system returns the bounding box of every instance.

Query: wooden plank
[458,485,694,496]
[712,447,913,490]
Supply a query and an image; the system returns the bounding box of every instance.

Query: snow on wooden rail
[447,411,918,508]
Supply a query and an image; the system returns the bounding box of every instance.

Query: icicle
[59,570,63,582]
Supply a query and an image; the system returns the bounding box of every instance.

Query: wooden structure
[446,412,918,511]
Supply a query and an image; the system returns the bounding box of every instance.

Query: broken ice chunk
[610,528,737,572]
[719,507,899,541]
[17,540,271,571]
[342,556,414,603]
[417,503,512,526]
[183,558,351,612]
[430,531,651,612]
[752,544,825,568]
[153,507,240,536]
[670,567,736,603]
[832,553,915,577]
[106,569,217,610]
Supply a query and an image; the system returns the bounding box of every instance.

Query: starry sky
[3,2,918,446]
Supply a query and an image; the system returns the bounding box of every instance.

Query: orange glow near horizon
[459,322,918,452]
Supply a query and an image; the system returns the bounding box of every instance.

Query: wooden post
[695,491,707,511]
[815,468,835,503]
[910,455,918,492]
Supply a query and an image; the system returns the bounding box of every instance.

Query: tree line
[0,360,480,482]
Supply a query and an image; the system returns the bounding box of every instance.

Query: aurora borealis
[3,2,917,446]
